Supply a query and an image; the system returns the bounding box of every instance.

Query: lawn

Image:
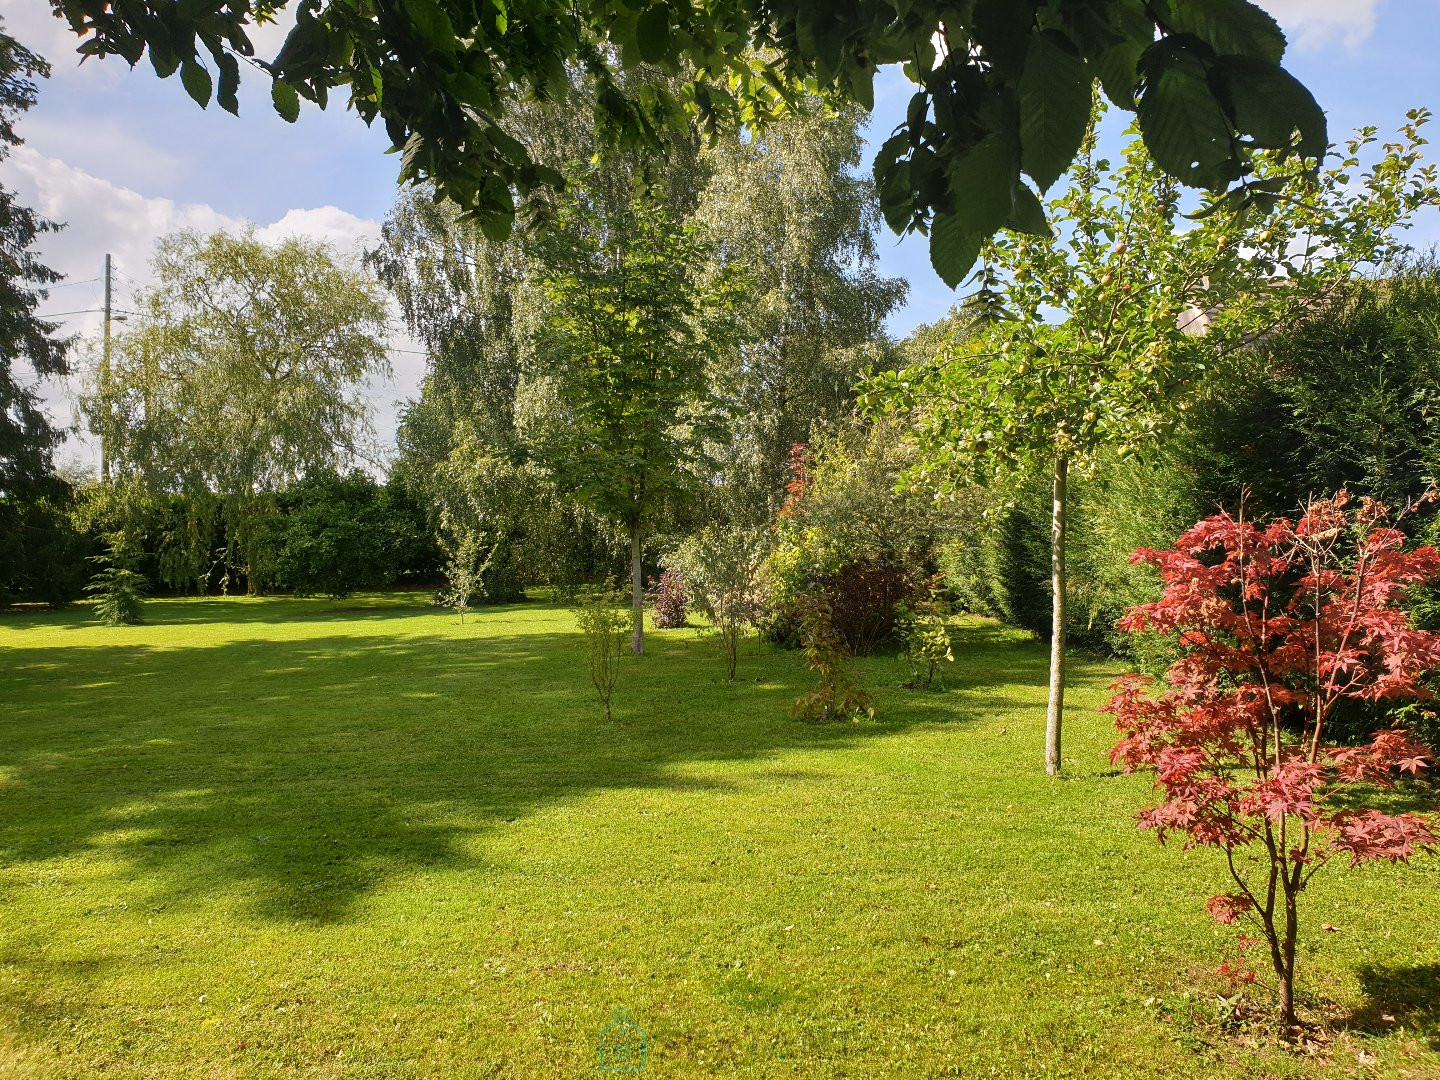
[1,595,1437,1078]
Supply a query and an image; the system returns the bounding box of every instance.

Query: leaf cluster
[52,0,1324,281]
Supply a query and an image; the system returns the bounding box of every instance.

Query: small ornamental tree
[1105,493,1440,1030]
[666,523,768,681]
[573,589,629,724]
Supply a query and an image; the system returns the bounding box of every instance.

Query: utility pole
[101,253,112,482]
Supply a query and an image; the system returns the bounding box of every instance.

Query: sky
[3,0,1439,471]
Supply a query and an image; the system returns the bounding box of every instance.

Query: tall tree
[89,229,391,588]
[867,105,1440,775]
[50,0,1325,282]
[0,24,79,604]
[694,101,906,520]
[530,187,742,654]
[0,24,69,504]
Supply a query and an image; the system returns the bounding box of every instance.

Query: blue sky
[4,0,1438,462]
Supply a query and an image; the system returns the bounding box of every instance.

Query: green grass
[1,594,1437,1078]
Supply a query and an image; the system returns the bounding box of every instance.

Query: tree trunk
[1279,890,1299,1031]
[1046,454,1068,776]
[629,523,644,656]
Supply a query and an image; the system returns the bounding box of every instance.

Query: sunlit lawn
[1,594,1437,1078]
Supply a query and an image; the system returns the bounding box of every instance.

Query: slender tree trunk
[629,523,644,656]
[1279,888,1299,1031]
[1046,454,1068,776]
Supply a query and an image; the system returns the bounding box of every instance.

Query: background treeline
[3,470,444,604]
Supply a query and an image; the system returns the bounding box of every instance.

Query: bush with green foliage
[896,596,954,690]
[763,421,942,654]
[0,479,91,608]
[85,560,146,625]
[792,593,873,723]
[573,589,629,723]
[666,524,768,680]
[255,470,438,599]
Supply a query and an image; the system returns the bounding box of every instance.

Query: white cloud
[1256,0,1383,51]
[5,148,421,473]
[256,206,381,257]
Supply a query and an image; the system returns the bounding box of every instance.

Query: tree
[693,101,906,520]
[529,187,742,654]
[51,0,1326,282]
[0,23,73,566]
[1106,494,1440,1031]
[666,523,768,681]
[866,106,1440,774]
[89,229,391,589]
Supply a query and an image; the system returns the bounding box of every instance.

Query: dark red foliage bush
[648,569,688,629]
[1105,493,1440,1029]
[819,561,921,656]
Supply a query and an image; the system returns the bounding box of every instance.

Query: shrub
[573,589,628,723]
[648,569,688,628]
[1105,493,1440,1030]
[0,482,90,608]
[792,593,873,723]
[255,470,432,598]
[896,595,953,690]
[666,524,767,680]
[763,421,941,654]
[86,560,147,626]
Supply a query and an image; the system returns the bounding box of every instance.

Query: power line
[42,277,103,291]
[35,308,103,319]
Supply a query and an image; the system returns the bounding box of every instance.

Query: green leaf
[148,46,181,79]
[401,0,456,49]
[929,211,983,289]
[947,135,1017,238]
[1160,0,1286,65]
[1094,41,1143,108]
[1018,30,1090,192]
[970,0,1035,78]
[636,5,671,65]
[1006,183,1050,237]
[216,52,240,115]
[478,207,514,242]
[1137,43,1232,189]
[180,58,212,109]
[1212,56,1326,160]
[272,79,301,123]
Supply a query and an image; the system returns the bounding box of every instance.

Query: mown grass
[1,594,1437,1078]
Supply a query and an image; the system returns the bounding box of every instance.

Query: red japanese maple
[1105,493,1440,1029]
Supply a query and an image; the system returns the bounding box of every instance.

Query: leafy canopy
[865,107,1440,488]
[50,0,1325,281]
[527,187,742,533]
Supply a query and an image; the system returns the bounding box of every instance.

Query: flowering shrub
[648,569,688,628]
[1105,493,1440,1029]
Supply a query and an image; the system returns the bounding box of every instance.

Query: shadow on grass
[0,611,1074,926]
[1346,964,1440,1049]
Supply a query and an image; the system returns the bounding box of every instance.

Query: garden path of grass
[1,595,1437,1078]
